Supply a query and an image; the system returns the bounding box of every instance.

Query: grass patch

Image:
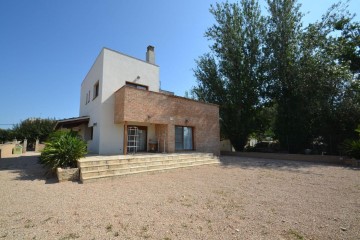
[42,217,53,223]
[139,225,151,239]
[106,223,113,232]
[213,189,229,197]
[59,233,80,240]
[24,219,35,228]
[287,229,305,240]
[119,221,129,232]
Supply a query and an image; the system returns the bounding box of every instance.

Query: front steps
[77,153,220,183]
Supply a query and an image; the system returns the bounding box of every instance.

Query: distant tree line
[0,118,56,149]
[192,0,360,154]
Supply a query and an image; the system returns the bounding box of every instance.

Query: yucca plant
[342,139,360,160]
[40,130,87,171]
[342,124,360,160]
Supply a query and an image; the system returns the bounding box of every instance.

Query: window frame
[93,81,100,100]
[125,81,149,90]
[175,126,194,151]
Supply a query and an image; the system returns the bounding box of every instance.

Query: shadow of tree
[0,154,57,184]
[219,155,359,172]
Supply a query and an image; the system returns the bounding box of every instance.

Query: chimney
[146,45,155,64]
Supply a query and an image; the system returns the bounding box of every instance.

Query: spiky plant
[40,130,87,171]
[342,125,360,159]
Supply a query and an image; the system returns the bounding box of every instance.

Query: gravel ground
[0,153,359,240]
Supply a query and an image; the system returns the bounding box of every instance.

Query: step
[78,153,220,183]
[80,156,217,173]
[80,159,219,182]
[79,154,217,168]
[81,159,218,175]
[78,154,213,168]
[80,159,219,179]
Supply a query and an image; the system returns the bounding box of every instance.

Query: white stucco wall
[79,50,104,154]
[79,47,160,155]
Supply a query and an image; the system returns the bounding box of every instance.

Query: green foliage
[194,0,360,153]
[12,118,56,144]
[342,125,360,159]
[192,0,266,151]
[342,139,360,159]
[39,130,87,171]
[0,128,14,143]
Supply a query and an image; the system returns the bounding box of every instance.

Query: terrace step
[78,153,219,183]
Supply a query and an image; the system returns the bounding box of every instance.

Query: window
[90,126,93,140]
[93,81,99,100]
[175,126,193,150]
[84,126,93,141]
[126,81,148,90]
[85,90,91,104]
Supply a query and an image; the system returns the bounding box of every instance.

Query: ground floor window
[175,126,193,150]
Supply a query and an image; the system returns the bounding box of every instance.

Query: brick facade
[115,86,220,155]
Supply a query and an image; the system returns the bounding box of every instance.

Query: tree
[12,118,56,147]
[294,2,359,154]
[193,0,359,153]
[264,0,359,153]
[0,128,14,143]
[265,0,308,153]
[192,0,266,150]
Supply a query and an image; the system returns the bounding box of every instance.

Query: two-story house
[55,46,220,156]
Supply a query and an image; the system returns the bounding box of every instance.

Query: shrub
[39,130,87,171]
[342,139,360,159]
[342,124,360,159]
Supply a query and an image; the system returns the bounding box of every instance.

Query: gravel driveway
[0,153,359,240]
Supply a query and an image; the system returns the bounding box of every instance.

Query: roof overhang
[55,116,90,130]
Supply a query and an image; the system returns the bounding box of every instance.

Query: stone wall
[56,168,80,182]
[0,143,15,158]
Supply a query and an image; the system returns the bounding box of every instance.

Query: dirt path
[0,154,359,239]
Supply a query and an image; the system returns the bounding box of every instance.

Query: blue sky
[0,0,359,129]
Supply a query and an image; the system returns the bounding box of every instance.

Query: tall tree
[192,0,266,150]
[265,0,306,153]
[266,0,359,153]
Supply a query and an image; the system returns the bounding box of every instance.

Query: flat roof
[55,116,90,129]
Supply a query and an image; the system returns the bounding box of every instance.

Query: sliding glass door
[175,126,193,150]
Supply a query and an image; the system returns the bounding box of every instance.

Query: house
[55,46,220,156]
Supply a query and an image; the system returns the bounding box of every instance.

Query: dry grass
[0,153,359,239]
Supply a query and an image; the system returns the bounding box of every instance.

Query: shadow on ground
[219,155,359,172]
[0,154,57,184]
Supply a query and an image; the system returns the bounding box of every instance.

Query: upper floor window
[85,90,91,105]
[93,81,99,100]
[126,81,148,90]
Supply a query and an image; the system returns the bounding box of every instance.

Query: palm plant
[342,125,360,159]
[40,130,87,171]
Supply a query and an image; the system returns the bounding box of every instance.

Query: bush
[342,139,360,159]
[39,130,87,171]
[342,124,360,159]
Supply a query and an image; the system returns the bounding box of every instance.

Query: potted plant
[39,130,87,182]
